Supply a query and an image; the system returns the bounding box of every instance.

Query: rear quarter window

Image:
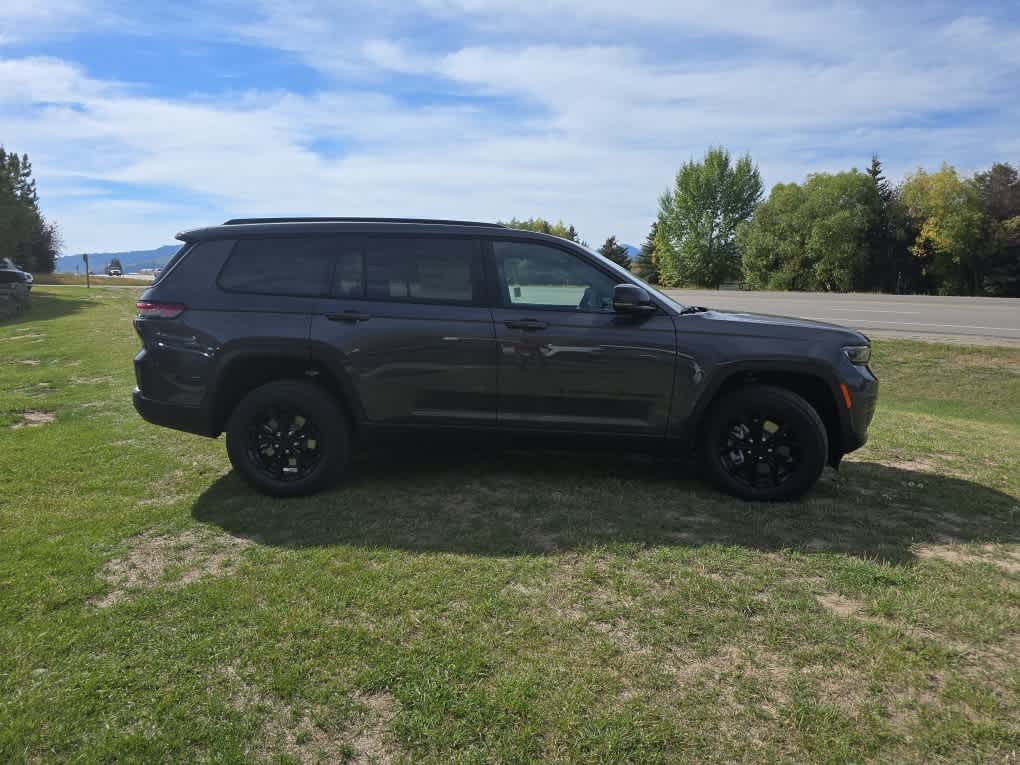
[218,237,335,297]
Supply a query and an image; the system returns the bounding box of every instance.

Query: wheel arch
[207,348,361,435]
[692,362,847,466]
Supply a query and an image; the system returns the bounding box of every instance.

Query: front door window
[493,241,618,313]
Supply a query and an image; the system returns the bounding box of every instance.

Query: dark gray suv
[133,218,877,501]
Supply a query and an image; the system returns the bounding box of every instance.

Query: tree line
[0,146,60,273]
[512,150,1020,297]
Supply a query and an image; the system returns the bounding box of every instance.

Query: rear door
[311,234,498,426]
[487,238,677,433]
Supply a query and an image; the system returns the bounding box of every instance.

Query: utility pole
[83,254,90,288]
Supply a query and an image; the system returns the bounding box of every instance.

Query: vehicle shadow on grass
[192,441,1019,564]
[0,292,93,327]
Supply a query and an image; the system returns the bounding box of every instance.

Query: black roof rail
[222,217,505,228]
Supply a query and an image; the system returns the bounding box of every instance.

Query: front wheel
[700,385,828,501]
[225,380,350,497]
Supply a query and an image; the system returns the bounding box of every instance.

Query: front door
[488,239,676,433]
[311,235,498,426]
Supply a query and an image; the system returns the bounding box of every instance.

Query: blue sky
[2,0,1019,253]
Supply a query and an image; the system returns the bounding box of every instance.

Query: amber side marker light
[839,383,853,409]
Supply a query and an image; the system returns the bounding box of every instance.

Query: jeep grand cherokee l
[133,218,878,501]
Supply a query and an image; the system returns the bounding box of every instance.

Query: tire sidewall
[701,385,828,502]
[225,380,349,497]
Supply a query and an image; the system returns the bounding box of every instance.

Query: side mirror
[613,283,657,314]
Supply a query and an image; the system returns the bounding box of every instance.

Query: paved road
[663,289,1020,346]
[36,284,1020,345]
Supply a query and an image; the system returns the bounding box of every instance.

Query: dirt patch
[92,529,253,608]
[917,544,1020,574]
[669,643,746,684]
[817,593,865,618]
[880,456,937,472]
[349,692,399,765]
[9,410,55,429]
[13,359,40,365]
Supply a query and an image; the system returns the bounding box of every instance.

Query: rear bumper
[133,388,217,437]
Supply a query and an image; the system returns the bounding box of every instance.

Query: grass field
[32,273,154,287]
[1,287,1018,764]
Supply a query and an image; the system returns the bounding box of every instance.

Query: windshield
[582,243,688,313]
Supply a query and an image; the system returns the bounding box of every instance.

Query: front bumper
[841,367,878,453]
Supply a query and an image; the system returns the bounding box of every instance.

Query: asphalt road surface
[663,289,1020,346]
[37,283,1019,345]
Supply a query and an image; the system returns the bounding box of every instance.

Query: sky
[1,1,1019,254]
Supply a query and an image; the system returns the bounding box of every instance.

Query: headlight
[843,345,871,365]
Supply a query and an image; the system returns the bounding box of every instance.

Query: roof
[175,218,574,244]
[222,217,505,227]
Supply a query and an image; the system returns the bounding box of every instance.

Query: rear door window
[219,237,335,297]
[362,237,481,304]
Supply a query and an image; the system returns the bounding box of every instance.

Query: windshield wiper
[678,305,709,315]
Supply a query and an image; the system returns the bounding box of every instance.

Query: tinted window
[364,237,479,304]
[493,240,618,312]
[219,237,335,296]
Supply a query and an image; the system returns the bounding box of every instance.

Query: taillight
[136,302,186,319]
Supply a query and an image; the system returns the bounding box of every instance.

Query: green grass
[2,287,1018,764]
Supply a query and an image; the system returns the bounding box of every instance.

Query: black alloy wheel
[701,384,828,501]
[226,380,350,497]
[246,405,323,482]
[718,413,801,490]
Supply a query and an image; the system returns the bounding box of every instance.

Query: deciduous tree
[739,171,880,292]
[656,147,763,287]
[899,165,988,295]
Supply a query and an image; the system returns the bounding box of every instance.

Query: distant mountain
[57,244,181,273]
[621,243,640,262]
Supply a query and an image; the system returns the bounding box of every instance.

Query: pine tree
[597,235,631,268]
[864,153,917,292]
[867,154,892,203]
[0,145,58,272]
[632,221,660,284]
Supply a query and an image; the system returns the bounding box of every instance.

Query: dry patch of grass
[92,529,253,608]
[816,592,865,619]
[917,543,1020,574]
[8,410,55,428]
[348,692,400,765]
[225,666,400,764]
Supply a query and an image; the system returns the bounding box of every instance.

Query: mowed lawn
[1,287,1018,764]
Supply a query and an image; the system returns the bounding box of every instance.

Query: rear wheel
[225,380,350,497]
[700,385,828,501]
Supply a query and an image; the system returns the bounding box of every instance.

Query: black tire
[700,384,828,501]
[225,380,350,497]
